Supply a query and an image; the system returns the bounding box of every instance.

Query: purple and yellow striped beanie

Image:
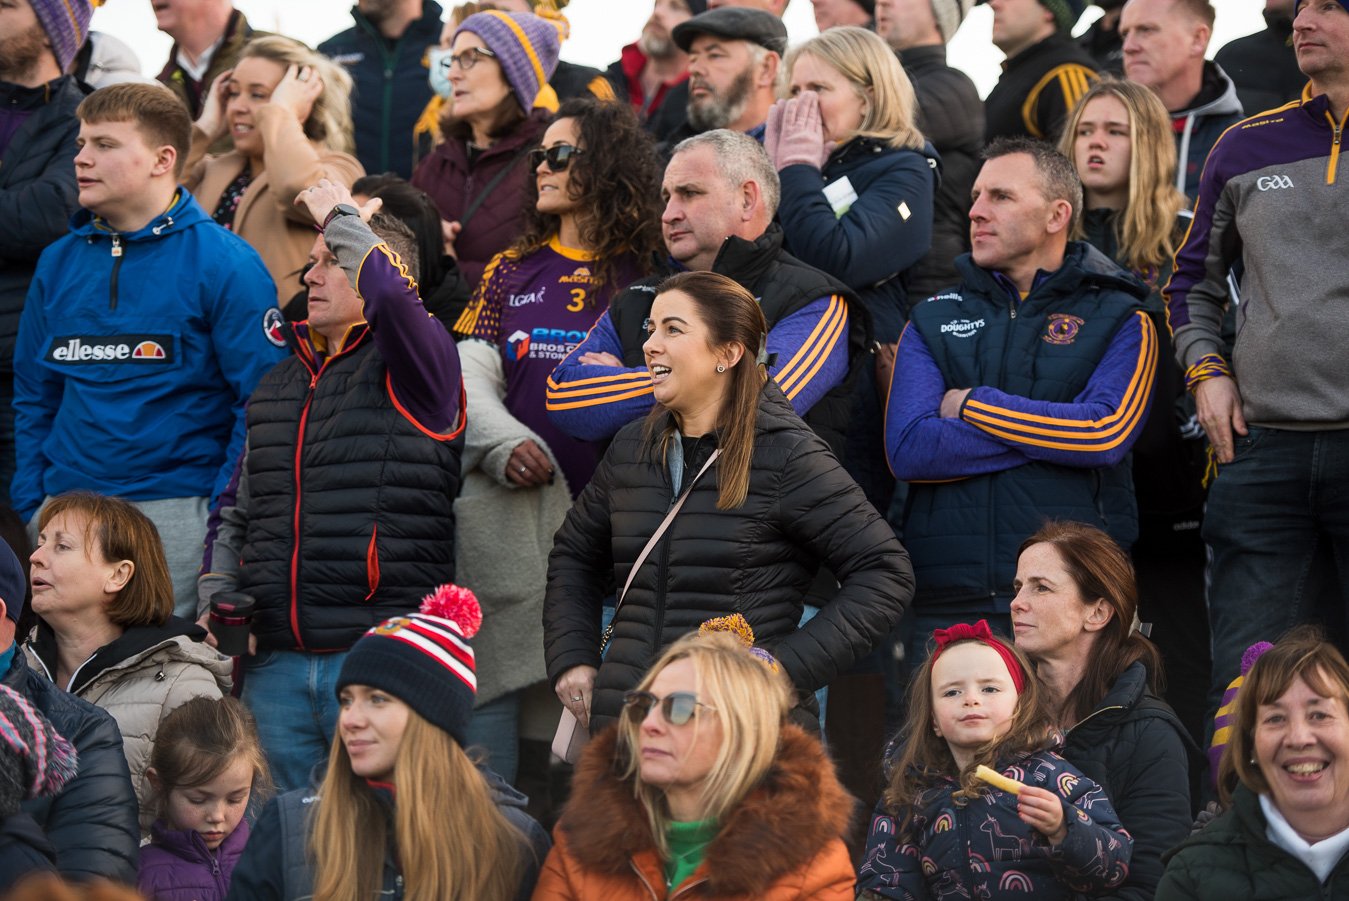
[455,11,561,115]
[1209,641,1275,787]
[31,0,95,74]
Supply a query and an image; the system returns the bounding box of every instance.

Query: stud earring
[716,363,726,373]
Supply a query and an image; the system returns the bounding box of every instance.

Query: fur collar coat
[531,723,856,900]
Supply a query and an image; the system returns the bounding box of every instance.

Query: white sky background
[92,0,1267,99]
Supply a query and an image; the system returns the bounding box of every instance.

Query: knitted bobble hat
[30,0,96,74]
[931,0,976,43]
[0,684,79,818]
[1039,0,1088,33]
[336,585,483,747]
[455,11,561,115]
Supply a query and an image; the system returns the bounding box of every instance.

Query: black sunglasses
[622,690,715,726]
[530,144,584,172]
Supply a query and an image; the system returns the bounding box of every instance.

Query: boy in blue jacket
[12,83,286,618]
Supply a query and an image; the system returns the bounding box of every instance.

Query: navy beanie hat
[336,586,482,747]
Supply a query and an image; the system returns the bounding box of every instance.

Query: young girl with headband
[857,620,1134,900]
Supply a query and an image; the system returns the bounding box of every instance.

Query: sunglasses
[622,690,716,726]
[529,144,584,172]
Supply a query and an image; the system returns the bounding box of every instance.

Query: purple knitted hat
[30,0,94,74]
[0,684,79,818]
[455,11,561,115]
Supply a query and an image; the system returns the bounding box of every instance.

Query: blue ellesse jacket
[11,191,285,519]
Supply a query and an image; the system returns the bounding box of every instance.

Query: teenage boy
[12,83,285,618]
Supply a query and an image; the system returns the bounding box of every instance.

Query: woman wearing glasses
[532,625,856,900]
[411,11,561,290]
[544,272,911,737]
[450,97,662,783]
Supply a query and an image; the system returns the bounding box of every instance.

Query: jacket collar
[956,240,1150,308]
[70,189,206,242]
[28,616,211,695]
[149,817,251,863]
[709,224,785,287]
[557,723,850,895]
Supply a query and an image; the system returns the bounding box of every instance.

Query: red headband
[930,620,1028,694]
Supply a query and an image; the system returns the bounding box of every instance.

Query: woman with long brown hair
[543,271,912,736]
[224,587,550,901]
[450,97,662,785]
[1010,521,1197,901]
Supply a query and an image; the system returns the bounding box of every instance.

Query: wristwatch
[322,203,360,230]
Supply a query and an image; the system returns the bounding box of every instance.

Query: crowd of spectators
[0,0,1345,897]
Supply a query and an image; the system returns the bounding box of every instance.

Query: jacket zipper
[629,860,661,900]
[1327,111,1343,186]
[988,288,1018,599]
[108,235,123,310]
[286,330,369,648]
[957,800,975,895]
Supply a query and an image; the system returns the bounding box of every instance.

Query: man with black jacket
[875,0,984,303]
[319,0,443,178]
[0,541,138,884]
[1214,0,1305,116]
[0,0,90,508]
[984,0,1099,141]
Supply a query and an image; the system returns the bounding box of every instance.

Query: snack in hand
[975,764,1025,796]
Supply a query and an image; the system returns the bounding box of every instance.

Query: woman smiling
[1158,628,1349,899]
[544,271,911,735]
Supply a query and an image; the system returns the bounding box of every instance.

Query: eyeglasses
[529,144,584,172]
[622,690,716,726]
[442,46,497,72]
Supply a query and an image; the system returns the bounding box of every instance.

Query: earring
[716,363,726,373]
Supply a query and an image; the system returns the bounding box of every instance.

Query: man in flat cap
[652,7,787,147]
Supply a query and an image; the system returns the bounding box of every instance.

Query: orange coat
[185,104,363,309]
[531,725,856,901]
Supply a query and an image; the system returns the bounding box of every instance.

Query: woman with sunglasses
[451,97,663,784]
[411,11,561,290]
[532,622,856,900]
[544,271,911,738]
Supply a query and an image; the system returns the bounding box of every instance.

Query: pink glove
[773,92,828,170]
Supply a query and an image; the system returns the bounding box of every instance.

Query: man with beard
[0,0,91,508]
[655,6,786,147]
[319,0,443,178]
[604,0,702,130]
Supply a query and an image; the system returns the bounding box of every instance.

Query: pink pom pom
[420,584,482,638]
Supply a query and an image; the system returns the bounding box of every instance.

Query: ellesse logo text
[45,335,175,364]
[1256,175,1294,191]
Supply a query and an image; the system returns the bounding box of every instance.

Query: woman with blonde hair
[186,35,363,310]
[533,621,856,899]
[1060,76,1209,750]
[766,25,938,509]
[225,586,549,901]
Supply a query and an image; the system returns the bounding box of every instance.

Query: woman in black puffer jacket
[543,271,913,734]
[1011,521,1199,901]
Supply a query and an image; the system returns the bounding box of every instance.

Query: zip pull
[110,235,122,258]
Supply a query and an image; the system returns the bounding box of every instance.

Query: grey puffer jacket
[25,617,232,834]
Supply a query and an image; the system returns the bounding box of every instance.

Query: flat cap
[672,7,789,55]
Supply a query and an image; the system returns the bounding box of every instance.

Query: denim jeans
[465,690,521,786]
[1203,426,1349,725]
[241,648,349,794]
